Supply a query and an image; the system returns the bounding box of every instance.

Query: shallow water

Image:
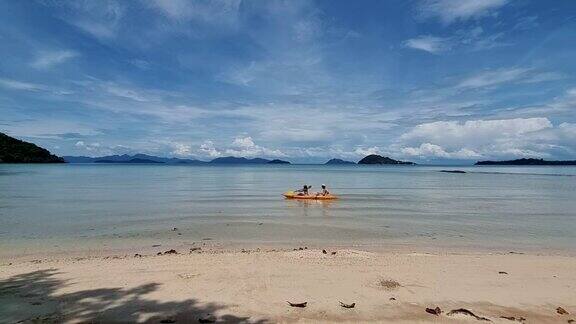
[1,164,575,255]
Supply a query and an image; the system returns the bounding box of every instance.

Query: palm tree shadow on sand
[0,269,270,323]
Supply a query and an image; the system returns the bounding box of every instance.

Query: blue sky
[1,0,575,163]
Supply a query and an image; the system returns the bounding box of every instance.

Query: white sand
[1,248,575,323]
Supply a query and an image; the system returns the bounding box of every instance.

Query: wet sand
[1,246,575,323]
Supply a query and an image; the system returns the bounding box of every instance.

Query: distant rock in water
[95,158,164,164]
[210,156,271,164]
[475,158,576,166]
[0,132,64,163]
[440,170,466,174]
[267,159,290,164]
[325,158,355,165]
[358,154,415,165]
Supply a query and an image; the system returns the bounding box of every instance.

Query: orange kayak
[283,191,338,200]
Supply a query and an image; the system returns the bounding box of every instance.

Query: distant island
[268,159,291,164]
[64,154,291,165]
[65,154,205,164]
[475,158,576,166]
[0,132,64,163]
[324,158,355,165]
[357,154,415,165]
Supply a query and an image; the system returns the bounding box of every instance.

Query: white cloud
[403,36,452,54]
[171,142,192,156]
[148,0,241,26]
[418,0,508,24]
[225,136,286,158]
[395,117,575,159]
[354,146,381,157]
[199,140,221,157]
[457,68,529,89]
[31,50,79,69]
[0,78,45,91]
[401,143,481,159]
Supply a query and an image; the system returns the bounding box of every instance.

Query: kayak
[283,191,338,200]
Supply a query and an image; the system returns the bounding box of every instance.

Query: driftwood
[287,301,307,308]
[447,308,491,321]
[500,316,526,322]
[339,301,356,308]
[557,307,569,315]
[426,307,442,316]
[198,315,216,323]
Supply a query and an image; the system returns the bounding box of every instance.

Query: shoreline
[3,239,576,263]
[2,245,575,323]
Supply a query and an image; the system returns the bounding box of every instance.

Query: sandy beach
[1,246,575,323]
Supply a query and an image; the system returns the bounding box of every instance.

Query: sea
[1,164,575,256]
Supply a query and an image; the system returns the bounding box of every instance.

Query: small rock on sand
[322,249,327,254]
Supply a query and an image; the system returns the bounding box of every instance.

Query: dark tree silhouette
[0,269,270,323]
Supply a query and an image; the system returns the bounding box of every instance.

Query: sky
[1,0,575,163]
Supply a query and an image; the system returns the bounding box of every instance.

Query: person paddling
[295,184,311,196]
[318,184,330,196]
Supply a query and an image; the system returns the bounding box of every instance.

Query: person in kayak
[295,184,311,196]
[317,184,330,196]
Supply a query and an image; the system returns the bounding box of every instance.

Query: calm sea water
[1,164,575,256]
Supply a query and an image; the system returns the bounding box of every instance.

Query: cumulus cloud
[395,117,576,160]
[403,36,452,54]
[401,143,481,159]
[31,50,79,69]
[225,136,286,158]
[418,0,508,24]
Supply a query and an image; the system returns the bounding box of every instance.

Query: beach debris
[287,301,307,308]
[389,297,396,301]
[440,170,466,173]
[198,314,216,323]
[499,271,508,274]
[447,308,491,321]
[159,318,176,323]
[190,247,201,253]
[508,251,524,255]
[557,307,569,315]
[331,251,337,255]
[339,301,356,308]
[178,233,182,235]
[378,279,401,291]
[134,253,142,258]
[30,301,42,306]
[258,222,263,225]
[171,227,178,231]
[426,307,442,316]
[157,249,178,256]
[322,249,327,254]
[152,244,161,247]
[500,316,526,322]
[202,238,213,241]
[567,319,574,323]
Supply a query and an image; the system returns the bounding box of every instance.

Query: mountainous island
[64,154,205,164]
[0,132,64,163]
[324,158,355,165]
[63,154,291,165]
[475,158,576,166]
[268,159,291,164]
[357,154,415,165]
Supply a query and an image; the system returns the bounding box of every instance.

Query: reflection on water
[1,163,575,253]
